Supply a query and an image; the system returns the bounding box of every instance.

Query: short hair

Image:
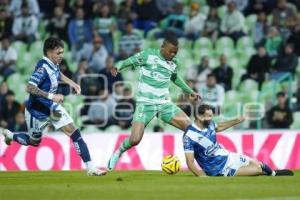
[6,90,15,96]
[207,73,216,79]
[126,20,133,25]
[43,37,64,56]
[276,91,286,98]
[195,104,212,117]
[163,34,178,46]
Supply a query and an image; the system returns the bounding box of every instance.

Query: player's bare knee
[129,137,141,146]
[62,123,76,136]
[250,160,263,174]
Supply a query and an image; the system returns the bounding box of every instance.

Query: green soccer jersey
[116,48,193,105]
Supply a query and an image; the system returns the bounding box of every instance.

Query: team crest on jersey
[137,57,144,64]
[37,67,44,74]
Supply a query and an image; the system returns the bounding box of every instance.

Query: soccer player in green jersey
[107,35,200,170]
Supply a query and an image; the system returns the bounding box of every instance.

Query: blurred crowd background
[0,0,300,132]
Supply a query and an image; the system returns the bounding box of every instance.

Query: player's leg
[52,105,106,176]
[107,104,155,170]
[235,159,264,176]
[160,103,192,131]
[234,156,276,176]
[1,109,46,146]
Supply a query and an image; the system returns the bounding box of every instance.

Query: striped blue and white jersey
[183,122,229,176]
[25,57,61,120]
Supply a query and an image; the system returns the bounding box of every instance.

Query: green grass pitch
[0,170,299,200]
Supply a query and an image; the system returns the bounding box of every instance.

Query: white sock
[272,170,276,176]
[85,161,95,171]
[6,129,14,139]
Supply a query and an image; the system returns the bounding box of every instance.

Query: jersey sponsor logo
[147,55,176,72]
[30,76,40,82]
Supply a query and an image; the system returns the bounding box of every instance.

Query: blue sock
[70,129,91,162]
[261,163,273,175]
[13,133,30,146]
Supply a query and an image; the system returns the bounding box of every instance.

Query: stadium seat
[12,41,27,56]
[14,83,28,104]
[64,51,77,73]
[260,80,282,104]
[201,5,210,16]
[290,112,300,129]
[236,36,254,52]
[217,5,227,19]
[177,48,192,59]
[146,28,161,40]
[228,57,240,70]
[113,30,122,54]
[64,95,84,108]
[150,38,164,49]
[209,57,220,68]
[239,79,259,92]
[238,47,256,67]
[215,37,234,52]
[133,28,144,38]
[194,37,213,50]
[232,67,246,89]
[17,52,35,74]
[241,89,260,103]
[30,41,44,61]
[214,47,235,58]
[179,38,192,49]
[193,48,213,61]
[245,14,257,33]
[7,73,25,91]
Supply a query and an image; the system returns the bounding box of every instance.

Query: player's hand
[53,94,64,104]
[110,67,119,77]
[189,92,201,102]
[237,116,245,123]
[72,83,81,95]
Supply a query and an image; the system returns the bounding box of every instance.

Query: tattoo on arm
[26,84,49,98]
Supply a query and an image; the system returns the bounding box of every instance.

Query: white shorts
[221,152,250,176]
[25,104,73,142]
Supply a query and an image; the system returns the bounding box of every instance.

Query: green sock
[119,138,132,153]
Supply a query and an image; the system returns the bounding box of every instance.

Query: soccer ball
[161,155,181,175]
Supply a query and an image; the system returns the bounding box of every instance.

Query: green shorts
[133,102,183,125]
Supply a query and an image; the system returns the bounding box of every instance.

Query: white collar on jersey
[192,123,208,132]
[43,56,58,69]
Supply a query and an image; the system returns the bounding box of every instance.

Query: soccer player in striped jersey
[1,38,106,176]
[107,35,200,170]
[183,104,293,177]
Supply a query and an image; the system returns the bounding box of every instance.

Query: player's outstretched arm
[111,59,135,77]
[216,117,245,132]
[171,73,201,101]
[185,152,206,177]
[26,83,64,103]
[60,72,81,94]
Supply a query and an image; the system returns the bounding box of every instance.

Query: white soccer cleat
[87,168,107,176]
[1,128,12,145]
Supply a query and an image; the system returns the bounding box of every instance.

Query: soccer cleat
[107,151,121,171]
[1,128,12,145]
[275,169,294,176]
[87,168,107,176]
